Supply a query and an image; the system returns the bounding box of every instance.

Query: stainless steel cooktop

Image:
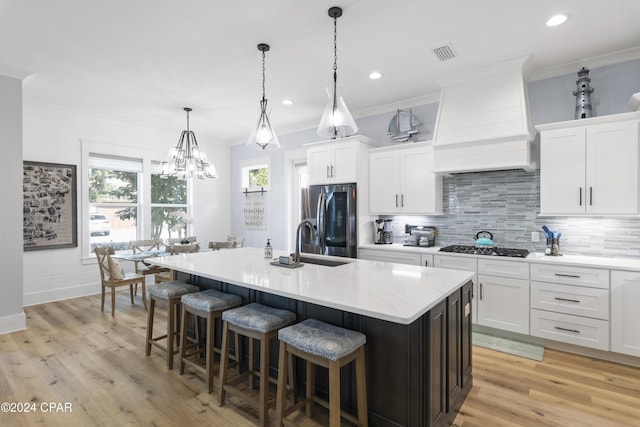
[439,245,529,258]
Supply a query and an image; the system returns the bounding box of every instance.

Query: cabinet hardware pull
[479,283,483,300]
[326,166,330,178]
[424,260,429,267]
[331,165,334,177]
[554,273,581,278]
[589,186,593,206]
[401,194,404,207]
[395,194,398,207]
[579,187,582,206]
[554,326,581,334]
[554,297,581,303]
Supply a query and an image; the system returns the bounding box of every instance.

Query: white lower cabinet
[529,262,610,351]
[611,270,640,357]
[530,309,609,351]
[434,255,478,324]
[358,248,421,265]
[477,274,529,334]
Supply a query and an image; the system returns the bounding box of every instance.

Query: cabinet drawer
[477,258,529,280]
[530,263,609,289]
[530,281,609,320]
[530,309,609,351]
[434,255,477,272]
[359,249,420,265]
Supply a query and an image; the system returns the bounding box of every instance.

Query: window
[151,162,189,241]
[88,154,141,254]
[240,157,271,191]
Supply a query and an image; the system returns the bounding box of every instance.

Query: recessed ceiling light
[369,71,383,80]
[546,13,570,27]
[282,99,293,105]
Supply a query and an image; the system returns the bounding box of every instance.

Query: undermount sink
[298,256,350,267]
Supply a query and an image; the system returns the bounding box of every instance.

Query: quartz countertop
[360,243,640,271]
[148,247,474,325]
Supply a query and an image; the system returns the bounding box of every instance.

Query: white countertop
[148,247,474,325]
[360,243,640,271]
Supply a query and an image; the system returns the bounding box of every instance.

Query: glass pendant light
[247,43,280,149]
[159,107,217,180]
[317,6,358,139]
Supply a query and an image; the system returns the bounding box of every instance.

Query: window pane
[151,174,186,204]
[151,207,188,241]
[89,169,138,203]
[89,206,137,254]
[249,167,269,187]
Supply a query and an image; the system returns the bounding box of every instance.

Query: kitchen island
[150,247,474,426]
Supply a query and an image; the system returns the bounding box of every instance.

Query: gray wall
[0,74,25,333]
[230,58,640,258]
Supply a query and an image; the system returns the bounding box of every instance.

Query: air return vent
[432,44,456,62]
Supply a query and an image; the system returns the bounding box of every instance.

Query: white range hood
[432,56,536,174]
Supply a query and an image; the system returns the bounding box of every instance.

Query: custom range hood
[432,56,536,174]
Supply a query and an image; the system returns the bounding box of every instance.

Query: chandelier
[160,107,217,179]
[317,6,358,139]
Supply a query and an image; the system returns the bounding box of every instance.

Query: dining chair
[95,246,146,315]
[166,236,197,245]
[130,239,170,292]
[155,242,200,283]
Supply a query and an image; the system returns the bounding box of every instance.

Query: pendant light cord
[262,49,267,102]
[332,13,338,137]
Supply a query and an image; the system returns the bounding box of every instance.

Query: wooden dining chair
[166,236,197,245]
[155,242,200,283]
[95,247,146,315]
[130,239,170,291]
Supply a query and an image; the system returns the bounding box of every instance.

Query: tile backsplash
[382,169,640,258]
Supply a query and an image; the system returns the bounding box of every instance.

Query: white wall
[22,101,231,307]
[0,75,25,334]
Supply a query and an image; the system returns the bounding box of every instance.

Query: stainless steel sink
[298,256,350,267]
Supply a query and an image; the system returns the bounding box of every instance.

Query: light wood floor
[1,292,639,427]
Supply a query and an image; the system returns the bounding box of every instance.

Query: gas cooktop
[439,245,530,258]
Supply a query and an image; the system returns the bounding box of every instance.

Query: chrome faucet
[294,220,316,264]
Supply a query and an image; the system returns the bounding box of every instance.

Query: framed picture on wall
[23,161,77,251]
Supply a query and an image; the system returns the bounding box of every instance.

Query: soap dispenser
[264,239,273,259]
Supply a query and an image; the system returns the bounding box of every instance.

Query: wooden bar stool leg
[206,312,215,393]
[355,346,368,426]
[249,337,255,389]
[145,297,155,355]
[275,341,288,427]
[217,321,231,406]
[306,360,314,417]
[178,305,189,374]
[259,335,269,427]
[328,360,341,427]
[141,278,147,309]
[129,284,134,304]
[166,300,176,369]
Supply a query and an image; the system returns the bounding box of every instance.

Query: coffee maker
[374,219,393,244]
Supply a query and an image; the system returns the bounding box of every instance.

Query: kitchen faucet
[294,220,316,264]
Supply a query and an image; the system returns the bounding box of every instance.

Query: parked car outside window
[90,214,111,236]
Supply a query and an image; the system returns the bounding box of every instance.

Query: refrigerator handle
[317,192,327,254]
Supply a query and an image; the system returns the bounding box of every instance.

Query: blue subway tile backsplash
[383,169,640,259]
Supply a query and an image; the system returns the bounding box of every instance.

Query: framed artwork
[23,161,78,251]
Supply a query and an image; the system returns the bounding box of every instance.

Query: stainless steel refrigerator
[300,183,357,258]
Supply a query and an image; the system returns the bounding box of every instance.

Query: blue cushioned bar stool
[275,318,368,427]
[177,289,242,393]
[145,280,200,369]
[218,302,296,427]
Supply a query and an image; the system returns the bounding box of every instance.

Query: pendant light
[247,43,280,149]
[159,107,217,180]
[317,6,358,139]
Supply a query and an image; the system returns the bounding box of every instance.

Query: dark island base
[180,272,473,427]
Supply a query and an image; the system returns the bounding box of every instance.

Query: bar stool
[275,318,368,427]
[177,289,242,393]
[145,280,200,369]
[218,303,296,427]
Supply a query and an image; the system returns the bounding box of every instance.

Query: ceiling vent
[432,44,456,62]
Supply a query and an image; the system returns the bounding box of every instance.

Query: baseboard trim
[24,283,99,307]
[0,312,26,335]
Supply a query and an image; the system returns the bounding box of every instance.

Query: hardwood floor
[1,293,639,426]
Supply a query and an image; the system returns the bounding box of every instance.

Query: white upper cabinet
[306,136,372,185]
[369,142,443,214]
[537,112,640,216]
